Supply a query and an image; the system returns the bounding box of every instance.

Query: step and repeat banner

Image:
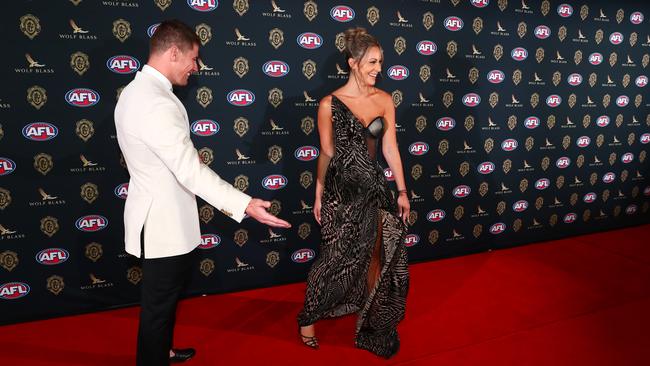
[1,0,649,324]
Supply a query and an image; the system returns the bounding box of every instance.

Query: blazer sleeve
[138,100,251,222]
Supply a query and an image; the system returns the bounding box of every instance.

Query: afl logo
[294,146,319,161]
[640,133,650,144]
[147,23,160,37]
[22,122,58,141]
[191,119,220,136]
[444,16,464,31]
[453,185,471,198]
[0,282,30,300]
[576,136,591,148]
[534,25,551,39]
[114,183,129,199]
[416,40,437,55]
[609,32,624,45]
[630,12,644,24]
[330,5,355,22]
[227,89,255,106]
[567,73,582,86]
[65,88,100,107]
[602,172,616,184]
[636,75,648,87]
[511,47,528,61]
[563,213,577,223]
[546,94,562,107]
[462,93,481,107]
[501,138,518,151]
[113,183,129,200]
[404,234,420,247]
[616,95,629,107]
[556,157,571,169]
[36,248,69,265]
[512,200,528,212]
[535,178,550,190]
[596,115,610,127]
[524,116,540,129]
[199,234,221,249]
[489,223,506,234]
[384,168,394,181]
[626,204,638,215]
[477,162,495,174]
[471,0,489,8]
[557,4,573,17]
[487,70,505,84]
[0,158,16,176]
[262,174,288,190]
[621,152,634,164]
[583,192,597,203]
[292,249,315,263]
[187,0,218,12]
[107,55,140,74]
[436,117,455,131]
[427,209,446,222]
[409,142,429,156]
[262,60,290,77]
[387,65,409,80]
[588,52,603,65]
[75,215,108,232]
[297,32,323,49]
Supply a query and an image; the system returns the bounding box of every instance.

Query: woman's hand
[313,198,322,226]
[397,193,410,226]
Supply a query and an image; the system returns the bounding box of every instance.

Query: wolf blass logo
[261,119,289,136]
[0,225,25,240]
[410,92,434,108]
[80,274,114,290]
[100,0,139,7]
[29,189,65,207]
[260,229,286,244]
[263,1,291,18]
[225,148,256,166]
[294,93,319,108]
[225,28,256,47]
[445,230,465,242]
[515,4,533,14]
[15,54,54,74]
[226,257,255,273]
[193,57,219,77]
[389,10,413,28]
[70,161,105,173]
[430,168,451,179]
[59,20,98,40]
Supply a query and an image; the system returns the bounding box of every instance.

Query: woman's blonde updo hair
[343,27,382,64]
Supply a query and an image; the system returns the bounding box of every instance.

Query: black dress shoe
[170,348,195,363]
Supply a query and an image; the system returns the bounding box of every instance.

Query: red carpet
[2,224,650,365]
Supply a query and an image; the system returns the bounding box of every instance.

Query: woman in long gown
[297,27,410,358]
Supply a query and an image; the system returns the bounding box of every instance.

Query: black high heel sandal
[298,326,319,349]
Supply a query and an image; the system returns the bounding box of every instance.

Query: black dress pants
[136,249,196,366]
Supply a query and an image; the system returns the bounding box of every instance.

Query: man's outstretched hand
[245,198,292,228]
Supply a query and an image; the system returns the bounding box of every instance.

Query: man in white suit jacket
[114,20,290,366]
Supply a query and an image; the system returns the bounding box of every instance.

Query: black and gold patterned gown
[297,95,409,358]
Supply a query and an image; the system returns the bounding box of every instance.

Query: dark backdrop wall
[1,0,649,324]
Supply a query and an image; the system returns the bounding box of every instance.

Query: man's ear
[169,45,179,61]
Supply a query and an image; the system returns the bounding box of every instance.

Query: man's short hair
[150,19,200,55]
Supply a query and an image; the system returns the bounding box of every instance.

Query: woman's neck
[343,75,375,98]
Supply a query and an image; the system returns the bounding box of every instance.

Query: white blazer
[114,65,251,259]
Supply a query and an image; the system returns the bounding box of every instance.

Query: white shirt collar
[142,64,173,91]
